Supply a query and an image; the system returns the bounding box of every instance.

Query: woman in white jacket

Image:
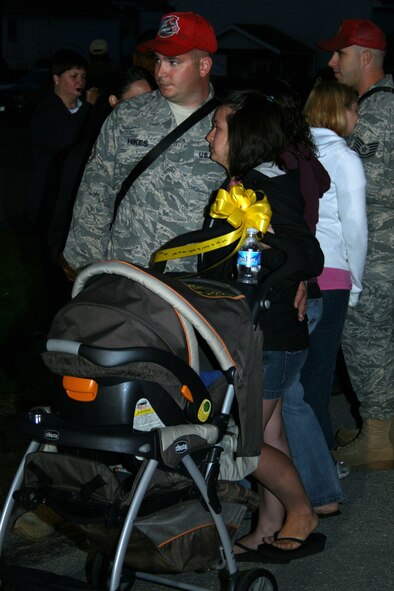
[301,81,368,450]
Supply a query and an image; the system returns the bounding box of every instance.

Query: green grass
[0,224,57,504]
[0,226,44,336]
[0,223,54,410]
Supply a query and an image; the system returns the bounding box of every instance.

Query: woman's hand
[261,224,274,249]
[294,281,307,321]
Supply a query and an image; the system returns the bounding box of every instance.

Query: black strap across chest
[110,97,219,227]
[358,86,394,105]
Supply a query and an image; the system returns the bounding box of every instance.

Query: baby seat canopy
[42,261,263,459]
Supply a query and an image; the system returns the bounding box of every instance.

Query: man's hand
[59,253,77,283]
[294,281,307,321]
[86,87,100,106]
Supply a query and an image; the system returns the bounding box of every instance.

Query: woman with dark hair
[205,90,326,561]
[24,50,99,326]
[263,82,346,516]
[27,49,99,226]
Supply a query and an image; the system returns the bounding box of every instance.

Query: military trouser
[341,269,393,420]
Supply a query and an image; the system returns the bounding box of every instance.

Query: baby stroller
[0,260,278,591]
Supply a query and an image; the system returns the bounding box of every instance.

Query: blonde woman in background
[300,81,367,451]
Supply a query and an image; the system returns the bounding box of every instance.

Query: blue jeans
[302,290,350,450]
[262,349,308,400]
[282,297,344,507]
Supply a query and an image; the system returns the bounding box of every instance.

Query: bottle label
[237,250,261,267]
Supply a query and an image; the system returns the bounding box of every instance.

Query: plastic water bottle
[236,228,263,285]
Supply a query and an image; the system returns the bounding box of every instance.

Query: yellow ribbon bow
[210,183,272,236]
[150,183,271,269]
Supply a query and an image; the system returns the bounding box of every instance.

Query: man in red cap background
[64,11,225,275]
[318,19,388,95]
[317,20,394,470]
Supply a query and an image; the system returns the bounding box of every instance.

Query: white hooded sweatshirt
[312,127,368,306]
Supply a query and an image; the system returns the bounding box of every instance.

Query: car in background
[0,69,51,122]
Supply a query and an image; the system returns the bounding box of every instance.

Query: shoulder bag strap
[358,86,394,105]
[110,97,219,227]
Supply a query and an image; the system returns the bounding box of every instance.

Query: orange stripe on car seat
[158,523,213,547]
[181,384,194,402]
[63,376,98,402]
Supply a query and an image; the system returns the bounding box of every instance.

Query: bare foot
[263,509,319,550]
[314,502,339,515]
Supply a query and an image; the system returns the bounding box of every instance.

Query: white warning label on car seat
[133,398,165,431]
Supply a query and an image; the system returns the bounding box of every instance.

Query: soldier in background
[88,38,118,88]
[317,19,394,470]
[64,12,225,273]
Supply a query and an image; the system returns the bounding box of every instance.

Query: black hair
[108,65,157,98]
[221,89,290,179]
[51,50,88,76]
[261,78,315,152]
[217,77,316,156]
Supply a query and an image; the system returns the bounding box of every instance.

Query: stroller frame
[0,262,276,591]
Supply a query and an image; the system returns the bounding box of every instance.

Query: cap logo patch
[158,15,180,38]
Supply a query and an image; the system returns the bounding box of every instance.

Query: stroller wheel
[235,568,278,591]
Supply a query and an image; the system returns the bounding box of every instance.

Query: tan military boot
[336,416,394,447]
[336,426,360,446]
[333,417,394,470]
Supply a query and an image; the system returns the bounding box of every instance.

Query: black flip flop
[256,532,326,563]
[234,540,291,564]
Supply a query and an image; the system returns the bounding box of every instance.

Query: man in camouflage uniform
[64,12,225,274]
[318,20,394,469]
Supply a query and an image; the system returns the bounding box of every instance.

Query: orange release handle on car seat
[63,376,98,402]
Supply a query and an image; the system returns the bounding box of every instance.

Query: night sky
[172,0,394,71]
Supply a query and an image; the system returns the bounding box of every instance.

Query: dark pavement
[1,389,393,590]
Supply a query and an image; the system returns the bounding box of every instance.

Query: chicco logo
[44,429,60,441]
[175,440,189,454]
[158,15,180,38]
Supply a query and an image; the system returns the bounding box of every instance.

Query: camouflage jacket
[64,89,225,272]
[348,75,393,263]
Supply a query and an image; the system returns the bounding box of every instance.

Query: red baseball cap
[137,12,218,57]
[317,19,386,51]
